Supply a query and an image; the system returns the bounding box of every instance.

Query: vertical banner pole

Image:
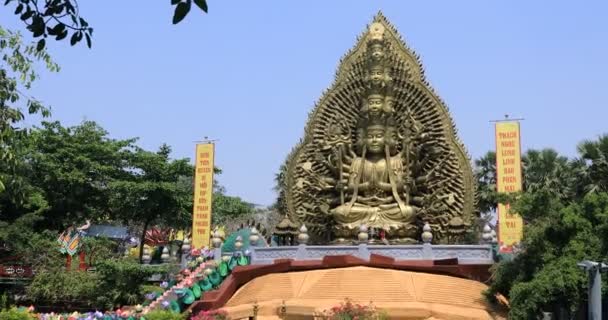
[495,121,523,254]
[192,143,215,249]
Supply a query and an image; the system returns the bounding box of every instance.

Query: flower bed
[318,299,388,320]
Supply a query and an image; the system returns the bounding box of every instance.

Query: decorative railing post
[235,235,244,253]
[249,227,260,246]
[421,223,433,259]
[295,225,309,260]
[142,246,152,265]
[297,225,309,245]
[481,224,493,244]
[249,227,260,264]
[358,224,369,243]
[160,246,171,264]
[180,237,191,268]
[212,230,223,263]
[357,225,370,260]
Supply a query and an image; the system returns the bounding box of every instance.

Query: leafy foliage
[23,121,137,229]
[0,308,37,320]
[212,192,253,226]
[26,269,99,305]
[26,258,165,309]
[488,189,608,318]
[577,134,608,194]
[171,0,208,24]
[0,26,57,195]
[474,148,587,215]
[95,259,164,308]
[3,0,92,49]
[145,310,186,320]
[470,136,608,317]
[474,151,497,214]
[108,143,193,261]
[3,0,210,50]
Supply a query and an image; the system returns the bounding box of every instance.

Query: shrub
[95,258,165,308]
[26,269,100,304]
[0,308,37,320]
[192,309,229,320]
[144,310,186,320]
[320,299,387,320]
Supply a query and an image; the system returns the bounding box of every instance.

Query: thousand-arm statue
[277,13,477,244]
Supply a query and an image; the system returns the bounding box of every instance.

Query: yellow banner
[192,144,214,249]
[495,122,523,253]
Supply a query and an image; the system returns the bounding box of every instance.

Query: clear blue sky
[3,1,608,206]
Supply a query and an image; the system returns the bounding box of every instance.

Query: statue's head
[384,95,395,113]
[366,93,384,117]
[369,65,386,86]
[365,124,386,154]
[355,120,399,155]
[370,43,385,61]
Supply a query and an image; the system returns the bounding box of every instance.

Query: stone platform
[247,243,494,265]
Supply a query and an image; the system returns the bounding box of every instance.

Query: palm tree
[474,151,498,214]
[577,134,608,194]
[521,149,577,201]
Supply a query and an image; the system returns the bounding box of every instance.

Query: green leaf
[14,3,23,14]
[172,1,191,24]
[70,32,79,46]
[48,23,65,36]
[31,16,45,37]
[85,33,92,48]
[193,0,207,13]
[0,180,5,193]
[36,39,45,52]
[56,30,68,41]
[171,0,180,4]
[20,9,34,21]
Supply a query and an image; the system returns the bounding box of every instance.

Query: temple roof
[274,216,299,232]
[83,224,129,240]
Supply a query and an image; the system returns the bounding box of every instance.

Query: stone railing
[248,243,494,265]
[212,223,497,266]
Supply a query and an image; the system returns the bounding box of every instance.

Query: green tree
[487,189,608,319]
[474,151,497,214]
[0,26,57,195]
[109,144,193,262]
[577,134,608,194]
[212,192,254,226]
[208,167,254,227]
[521,149,578,201]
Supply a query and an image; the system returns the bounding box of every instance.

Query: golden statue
[277,13,477,244]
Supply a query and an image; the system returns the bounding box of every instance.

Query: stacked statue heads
[327,23,420,243]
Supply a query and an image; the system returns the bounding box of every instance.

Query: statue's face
[384,97,394,112]
[371,44,384,61]
[366,127,386,154]
[370,67,384,85]
[368,96,383,115]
